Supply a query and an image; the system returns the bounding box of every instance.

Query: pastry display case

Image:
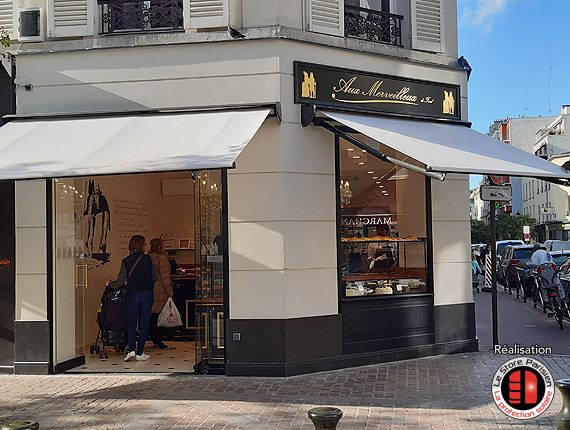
[341,233,428,297]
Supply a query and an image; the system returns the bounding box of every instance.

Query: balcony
[98,0,183,34]
[344,5,403,47]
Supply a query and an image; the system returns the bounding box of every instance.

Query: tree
[470,214,537,244]
[470,219,490,244]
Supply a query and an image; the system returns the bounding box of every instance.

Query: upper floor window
[344,0,403,46]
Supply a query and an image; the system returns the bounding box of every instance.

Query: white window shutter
[308,0,344,37]
[0,0,14,39]
[48,0,94,38]
[185,0,228,29]
[411,0,444,53]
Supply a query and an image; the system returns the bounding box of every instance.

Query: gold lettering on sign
[443,91,455,115]
[332,76,418,105]
[301,71,317,99]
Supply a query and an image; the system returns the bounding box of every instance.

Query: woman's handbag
[157,298,182,327]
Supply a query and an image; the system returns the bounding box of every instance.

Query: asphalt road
[474,276,570,354]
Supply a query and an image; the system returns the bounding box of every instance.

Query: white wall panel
[284,268,338,318]
[431,174,470,221]
[432,261,472,306]
[229,269,286,318]
[16,274,48,320]
[15,180,46,227]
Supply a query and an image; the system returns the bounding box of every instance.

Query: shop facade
[1,1,568,376]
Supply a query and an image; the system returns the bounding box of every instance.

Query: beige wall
[431,173,472,306]
[15,180,48,321]
[228,120,338,319]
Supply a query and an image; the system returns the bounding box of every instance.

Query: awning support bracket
[313,117,446,181]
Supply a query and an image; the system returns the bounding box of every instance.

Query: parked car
[544,240,570,252]
[550,251,570,268]
[498,244,535,291]
[496,240,525,260]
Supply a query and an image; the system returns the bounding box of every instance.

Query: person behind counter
[148,238,174,349]
[367,224,398,273]
[107,234,158,362]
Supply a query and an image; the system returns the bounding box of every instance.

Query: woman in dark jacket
[107,235,158,362]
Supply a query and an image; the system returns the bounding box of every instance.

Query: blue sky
[457,0,570,188]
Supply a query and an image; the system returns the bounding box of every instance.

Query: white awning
[0,108,270,180]
[322,111,570,181]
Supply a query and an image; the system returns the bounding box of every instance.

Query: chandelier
[340,179,352,208]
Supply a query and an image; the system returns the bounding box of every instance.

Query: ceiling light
[362,150,367,153]
[376,181,381,184]
[373,176,378,179]
[379,185,384,188]
[358,162,365,165]
[368,171,374,174]
[347,148,354,151]
[352,155,361,159]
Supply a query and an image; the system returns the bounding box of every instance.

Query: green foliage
[471,214,537,243]
[0,26,13,63]
[470,219,490,244]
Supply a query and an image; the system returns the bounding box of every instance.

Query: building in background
[523,106,570,241]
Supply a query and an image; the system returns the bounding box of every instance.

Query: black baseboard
[0,365,14,374]
[54,355,85,373]
[434,302,476,344]
[14,362,50,375]
[226,338,479,376]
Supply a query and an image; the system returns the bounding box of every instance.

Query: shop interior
[339,136,428,297]
[53,170,224,373]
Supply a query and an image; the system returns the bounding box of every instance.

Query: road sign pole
[490,200,499,347]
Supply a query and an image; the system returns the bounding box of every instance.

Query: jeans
[127,291,154,355]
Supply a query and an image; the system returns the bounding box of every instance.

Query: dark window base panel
[226,339,478,377]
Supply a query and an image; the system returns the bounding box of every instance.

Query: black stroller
[91,286,128,359]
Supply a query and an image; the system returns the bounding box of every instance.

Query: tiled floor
[70,341,196,373]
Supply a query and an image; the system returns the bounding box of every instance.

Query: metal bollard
[1,422,39,430]
[308,407,343,430]
[557,379,570,430]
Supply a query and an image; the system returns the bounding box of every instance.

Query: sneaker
[135,353,150,361]
[124,351,135,362]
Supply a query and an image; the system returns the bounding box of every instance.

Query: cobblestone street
[1,351,568,429]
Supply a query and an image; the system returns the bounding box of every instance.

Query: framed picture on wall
[179,238,191,249]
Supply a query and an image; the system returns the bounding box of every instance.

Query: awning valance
[321,111,570,182]
[0,108,270,180]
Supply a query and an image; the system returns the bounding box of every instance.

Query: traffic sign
[480,185,512,201]
[489,175,508,185]
[524,233,530,240]
[523,225,530,234]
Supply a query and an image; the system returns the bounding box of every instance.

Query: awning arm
[313,117,446,181]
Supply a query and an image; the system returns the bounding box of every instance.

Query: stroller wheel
[104,351,109,359]
[99,350,104,359]
[95,345,101,354]
[90,345,95,354]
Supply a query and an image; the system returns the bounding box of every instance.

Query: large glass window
[339,137,428,298]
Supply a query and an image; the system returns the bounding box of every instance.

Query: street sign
[489,175,508,185]
[524,233,530,240]
[523,225,530,234]
[480,185,512,201]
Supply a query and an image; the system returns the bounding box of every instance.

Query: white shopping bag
[157,298,182,327]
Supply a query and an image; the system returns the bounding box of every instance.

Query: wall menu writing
[114,197,149,250]
[294,61,461,121]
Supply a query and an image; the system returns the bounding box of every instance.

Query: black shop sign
[294,61,461,121]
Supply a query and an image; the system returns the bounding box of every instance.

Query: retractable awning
[0,108,270,180]
[321,111,570,183]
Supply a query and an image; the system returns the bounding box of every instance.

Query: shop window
[338,137,427,298]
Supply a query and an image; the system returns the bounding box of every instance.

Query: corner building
[0,0,567,376]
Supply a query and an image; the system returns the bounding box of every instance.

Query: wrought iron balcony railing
[345,5,403,47]
[98,0,183,34]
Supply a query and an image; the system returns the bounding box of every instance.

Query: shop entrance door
[193,171,226,374]
[54,179,86,372]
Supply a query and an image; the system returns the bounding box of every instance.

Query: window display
[339,137,428,297]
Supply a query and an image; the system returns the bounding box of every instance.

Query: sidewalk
[1,351,569,429]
